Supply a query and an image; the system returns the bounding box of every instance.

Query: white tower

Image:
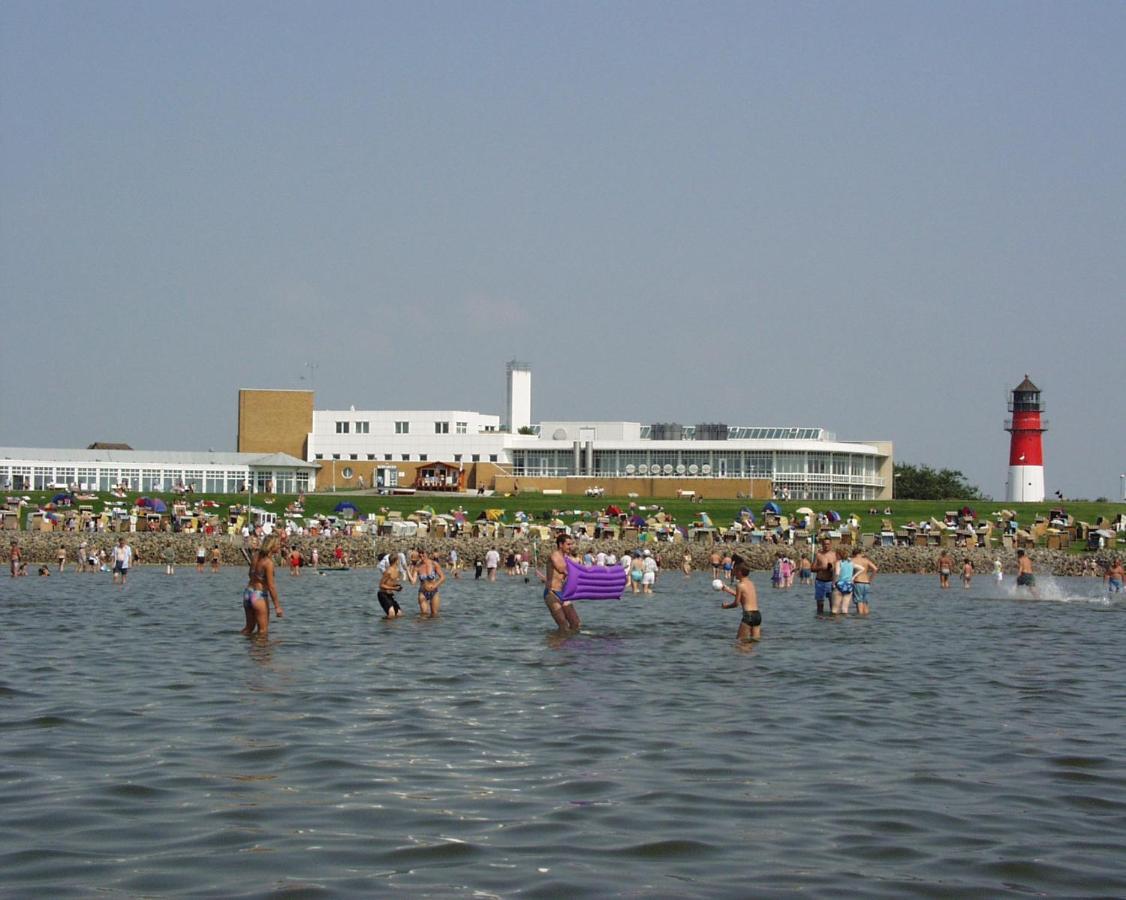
[505,361,532,433]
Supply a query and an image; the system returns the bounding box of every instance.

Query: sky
[2,1,1124,501]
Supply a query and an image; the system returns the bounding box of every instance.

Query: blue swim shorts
[814,580,833,602]
[853,583,870,604]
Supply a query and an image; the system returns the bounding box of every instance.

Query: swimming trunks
[853,583,870,604]
[1109,578,1123,593]
[814,580,834,602]
[800,569,812,579]
[543,587,572,607]
[740,609,762,627]
[243,587,266,610]
[1016,573,1036,587]
[377,590,401,613]
[630,569,643,582]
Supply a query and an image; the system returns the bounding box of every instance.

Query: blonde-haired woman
[242,534,284,636]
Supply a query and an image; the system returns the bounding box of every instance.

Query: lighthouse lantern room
[1005,375,1047,503]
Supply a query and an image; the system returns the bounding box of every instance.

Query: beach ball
[712,579,724,590]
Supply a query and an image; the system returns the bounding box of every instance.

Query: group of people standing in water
[237,533,1125,640]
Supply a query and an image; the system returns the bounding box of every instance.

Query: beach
[9,530,1120,576]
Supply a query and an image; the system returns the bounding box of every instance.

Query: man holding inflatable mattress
[539,533,582,632]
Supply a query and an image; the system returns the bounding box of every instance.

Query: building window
[420,454,428,461]
[384,454,392,461]
[332,454,340,460]
[456,421,467,434]
[435,421,449,434]
[401,454,410,461]
[489,454,498,462]
[315,454,323,460]
[335,421,349,434]
[349,454,357,460]
[367,454,375,460]
[355,421,369,434]
[395,421,409,434]
[454,454,462,462]
[472,454,480,462]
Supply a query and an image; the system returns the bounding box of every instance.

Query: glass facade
[509,446,885,500]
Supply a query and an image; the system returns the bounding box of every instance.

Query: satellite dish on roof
[702,464,712,475]
[676,464,686,475]
[625,464,635,475]
[662,464,673,475]
[638,464,649,475]
[552,428,568,440]
[688,464,698,475]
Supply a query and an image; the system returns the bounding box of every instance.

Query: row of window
[335,420,470,435]
[0,465,309,493]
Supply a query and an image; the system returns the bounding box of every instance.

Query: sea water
[2,570,1125,897]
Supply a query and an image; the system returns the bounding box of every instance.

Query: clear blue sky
[2,1,1123,500]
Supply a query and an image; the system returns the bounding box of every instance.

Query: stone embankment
[6,532,1118,576]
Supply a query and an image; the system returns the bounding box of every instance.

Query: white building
[0,448,316,494]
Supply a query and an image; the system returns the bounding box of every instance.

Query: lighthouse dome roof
[1014,375,1040,393]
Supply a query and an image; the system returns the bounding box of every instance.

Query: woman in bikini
[407,548,446,617]
[242,534,283,636]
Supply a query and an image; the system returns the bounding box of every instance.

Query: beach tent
[484,508,506,522]
[333,501,359,514]
[795,506,814,517]
[51,493,73,505]
[605,504,621,517]
[629,514,647,528]
[826,510,841,523]
[762,501,781,514]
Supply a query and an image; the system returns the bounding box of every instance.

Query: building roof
[86,442,134,450]
[1014,375,1040,393]
[0,447,316,469]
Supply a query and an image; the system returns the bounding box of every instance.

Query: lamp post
[1120,473,1125,502]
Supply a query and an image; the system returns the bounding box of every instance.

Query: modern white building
[0,448,316,494]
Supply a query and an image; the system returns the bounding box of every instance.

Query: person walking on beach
[1103,558,1123,593]
[241,534,283,636]
[163,545,176,576]
[210,544,222,573]
[709,550,722,580]
[10,540,21,578]
[57,544,67,573]
[850,547,878,616]
[112,537,133,587]
[196,543,206,572]
[538,533,582,632]
[993,558,1004,582]
[1015,549,1038,598]
[377,554,404,618]
[77,540,88,574]
[961,558,974,589]
[937,550,955,589]
[718,558,761,641]
[407,548,445,617]
[813,538,838,615]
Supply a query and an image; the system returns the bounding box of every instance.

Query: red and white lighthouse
[1005,375,1047,503]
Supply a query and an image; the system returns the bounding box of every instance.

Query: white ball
[712,579,725,591]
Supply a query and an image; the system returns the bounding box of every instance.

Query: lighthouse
[1005,375,1047,503]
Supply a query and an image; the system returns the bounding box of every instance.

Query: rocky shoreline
[6,532,1118,577]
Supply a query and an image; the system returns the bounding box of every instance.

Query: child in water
[717,559,761,641]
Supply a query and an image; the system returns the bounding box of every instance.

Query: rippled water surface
[2,567,1125,897]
